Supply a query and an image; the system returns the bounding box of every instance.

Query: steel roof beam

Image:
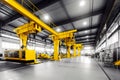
[0,0,60,26]
[75,33,96,38]
[55,9,104,26]
[77,25,98,33]
[76,40,95,43]
[76,39,95,42]
[76,37,95,41]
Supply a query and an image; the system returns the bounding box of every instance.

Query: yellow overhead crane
[1,0,82,62]
[50,30,77,60]
[64,36,76,58]
[1,0,58,35]
[73,44,83,57]
[1,0,58,63]
[5,21,41,63]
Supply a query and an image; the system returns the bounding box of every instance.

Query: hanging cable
[23,0,36,13]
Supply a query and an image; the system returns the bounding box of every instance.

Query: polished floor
[0,56,109,80]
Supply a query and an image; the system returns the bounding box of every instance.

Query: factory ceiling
[0,0,119,46]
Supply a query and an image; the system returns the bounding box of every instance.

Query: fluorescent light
[85,30,88,33]
[1,34,19,40]
[56,28,61,32]
[83,21,87,26]
[79,0,85,7]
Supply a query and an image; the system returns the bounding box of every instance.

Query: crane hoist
[50,30,77,60]
[4,21,41,64]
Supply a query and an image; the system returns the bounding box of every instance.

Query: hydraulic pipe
[2,0,58,35]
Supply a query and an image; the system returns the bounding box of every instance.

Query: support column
[73,45,76,57]
[67,45,71,58]
[78,47,81,56]
[53,39,60,60]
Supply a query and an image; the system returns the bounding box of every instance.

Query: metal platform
[0,56,109,80]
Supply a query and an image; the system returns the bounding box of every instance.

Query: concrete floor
[0,56,108,80]
[98,61,120,80]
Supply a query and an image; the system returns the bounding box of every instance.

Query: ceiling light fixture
[86,36,89,38]
[85,30,88,33]
[83,21,87,26]
[86,39,89,41]
[56,28,61,32]
[43,14,50,21]
[79,0,85,7]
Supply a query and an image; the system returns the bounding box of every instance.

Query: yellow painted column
[19,34,28,50]
[78,47,81,56]
[53,39,60,60]
[73,45,76,57]
[67,45,71,58]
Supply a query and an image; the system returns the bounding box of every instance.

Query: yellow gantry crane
[5,21,41,63]
[1,0,58,63]
[1,0,83,62]
[51,30,77,60]
[73,44,83,57]
[64,36,76,58]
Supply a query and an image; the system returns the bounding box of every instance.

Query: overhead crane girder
[1,0,58,35]
[51,30,76,40]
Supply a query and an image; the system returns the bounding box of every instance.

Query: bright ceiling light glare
[43,14,50,21]
[86,36,89,38]
[83,21,87,26]
[79,0,85,7]
[56,28,61,32]
[85,30,88,33]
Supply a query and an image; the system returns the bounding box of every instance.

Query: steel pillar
[53,39,60,60]
[77,47,81,56]
[73,45,76,57]
[67,45,71,58]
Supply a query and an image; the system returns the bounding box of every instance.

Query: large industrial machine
[5,21,41,63]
